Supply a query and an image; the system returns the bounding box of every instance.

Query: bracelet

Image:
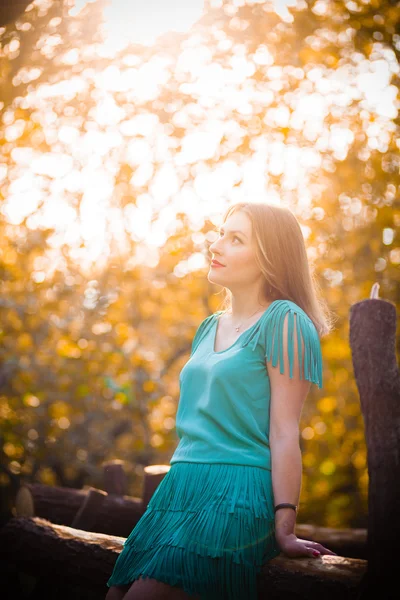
[274,503,297,513]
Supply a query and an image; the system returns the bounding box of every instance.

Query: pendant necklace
[228,307,265,332]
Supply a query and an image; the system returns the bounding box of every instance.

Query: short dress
[106,299,323,600]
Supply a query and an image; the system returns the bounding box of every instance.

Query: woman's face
[208,210,263,290]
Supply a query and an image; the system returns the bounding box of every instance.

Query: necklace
[227,307,266,332]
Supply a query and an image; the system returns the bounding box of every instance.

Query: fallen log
[15,482,143,538]
[14,483,368,557]
[259,553,367,600]
[294,524,367,560]
[0,516,367,600]
[15,481,86,524]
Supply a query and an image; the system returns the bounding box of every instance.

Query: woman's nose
[209,239,220,253]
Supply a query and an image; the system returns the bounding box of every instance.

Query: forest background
[0,0,399,530]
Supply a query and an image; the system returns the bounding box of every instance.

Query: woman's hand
[277,533,338,559]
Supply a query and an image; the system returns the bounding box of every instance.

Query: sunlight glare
[1,0,396,273]
[70,0,205,51]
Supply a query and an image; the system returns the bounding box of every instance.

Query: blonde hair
[216,202,337,338]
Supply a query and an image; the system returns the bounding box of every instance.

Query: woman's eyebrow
[219,227,248,239]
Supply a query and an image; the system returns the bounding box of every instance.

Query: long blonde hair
[216,202,337,338]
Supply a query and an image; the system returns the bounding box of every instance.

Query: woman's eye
[217,231,241,243]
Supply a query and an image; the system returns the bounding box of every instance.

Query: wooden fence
[0,285,398,599]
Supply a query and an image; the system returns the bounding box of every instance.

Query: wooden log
[294,524,367,559]
[14,483,143,537]
[102,459,128,496]
[0,516,367,600]
[349,288,400,599]
[0,517,126,581]
[15,481,85,524]
[258,553,367,600]
[14,482,368,558]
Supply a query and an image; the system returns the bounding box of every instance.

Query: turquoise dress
[106,299,323,599]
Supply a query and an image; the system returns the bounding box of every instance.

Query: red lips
[211,259,225,267]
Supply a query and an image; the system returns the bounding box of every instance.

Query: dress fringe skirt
[106,461,281,600]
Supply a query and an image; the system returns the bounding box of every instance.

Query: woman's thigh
[123,575,201,600]
[105,583,131,599]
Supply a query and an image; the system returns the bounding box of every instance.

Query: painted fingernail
[313,551,320,556]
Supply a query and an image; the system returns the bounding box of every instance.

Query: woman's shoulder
[271,299,315,326]
[200,311,222,327]
[260,299,323,388]
[274,298,305,312]
[189,311,220,357]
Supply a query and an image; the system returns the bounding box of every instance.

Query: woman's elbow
[269,425,300,445]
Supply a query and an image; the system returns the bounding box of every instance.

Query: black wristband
[274,503,297,513]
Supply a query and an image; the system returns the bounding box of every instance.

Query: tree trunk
[349,295,400,599]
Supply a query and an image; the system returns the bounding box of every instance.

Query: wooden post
[349,284,400,599]
[102,459,128,496]
[71,487,107,531]
[141,464,170,510]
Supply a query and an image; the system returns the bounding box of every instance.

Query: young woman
[105,202,337,600]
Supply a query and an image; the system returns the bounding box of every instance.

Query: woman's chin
[207,271,222,284]
[208,272,227,284]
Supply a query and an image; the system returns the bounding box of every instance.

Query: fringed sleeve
[264,303,323,389]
